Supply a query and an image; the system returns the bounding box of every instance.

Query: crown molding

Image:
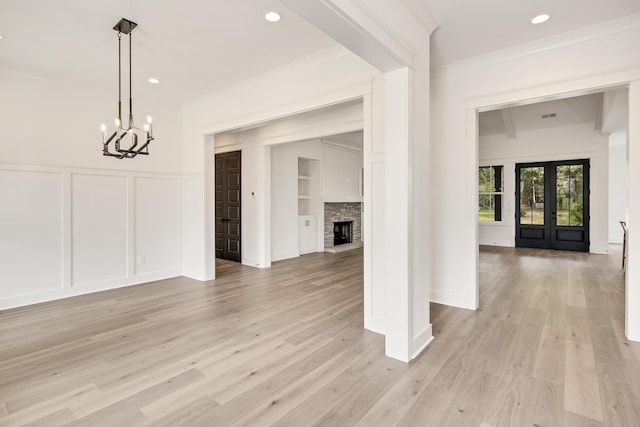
[433,13,640,79]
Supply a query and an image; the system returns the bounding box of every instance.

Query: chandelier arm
[104,131,117,145]
[103,151,126,159]
[119,136,152,155]
[135,137,153,153]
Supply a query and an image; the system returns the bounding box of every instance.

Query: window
[479,165,503,222]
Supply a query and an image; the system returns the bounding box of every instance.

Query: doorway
[215,151,241,262]
[516,159,590,252]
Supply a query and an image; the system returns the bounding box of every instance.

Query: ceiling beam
[279,0,438,71]
[594,92,604,132]
[501,108,517,139]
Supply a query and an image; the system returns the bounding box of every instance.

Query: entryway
[215,150,241,262]
[516,159,590,252]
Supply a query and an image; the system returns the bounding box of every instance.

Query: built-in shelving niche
[297,157,318,215]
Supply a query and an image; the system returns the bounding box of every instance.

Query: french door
[516,159,589,252]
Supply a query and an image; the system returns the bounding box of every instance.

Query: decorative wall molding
[0,162,183,310]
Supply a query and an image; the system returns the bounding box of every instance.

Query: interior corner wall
[0,71,184,309]
[609,131,628,243]
[479,123,610,253]
[430,23,640,309]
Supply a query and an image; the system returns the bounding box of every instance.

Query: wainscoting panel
[135,177,180,275]
[0,162,183,310]
[71,173,128,286]
[0,169,64,298]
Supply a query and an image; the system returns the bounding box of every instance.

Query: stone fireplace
[324,202,362,248]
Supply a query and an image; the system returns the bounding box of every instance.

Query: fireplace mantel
[324,195,363,203]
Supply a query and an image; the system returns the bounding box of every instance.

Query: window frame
[478,165,503,222]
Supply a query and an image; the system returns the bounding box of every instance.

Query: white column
[384,64,433,362]
[626,81,640,341]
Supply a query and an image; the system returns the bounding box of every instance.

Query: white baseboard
[411,324,434,360]
[1,270,181,310]
[271,251,300,262]
[478,239,515,247]
[431,289,478,310]
[590,245,610,254]
[242,257,271,269]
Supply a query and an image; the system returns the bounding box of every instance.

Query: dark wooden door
[516,159,589,252]
[215,151,241,262]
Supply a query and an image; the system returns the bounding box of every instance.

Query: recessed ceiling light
[531,14,550,24]
[265,11,281,22]
[148,77,160,84]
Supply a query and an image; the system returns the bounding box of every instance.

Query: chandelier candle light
[101,18,153,159]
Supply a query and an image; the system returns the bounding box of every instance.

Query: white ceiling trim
[433,13,640,79]
[400,0,440,35]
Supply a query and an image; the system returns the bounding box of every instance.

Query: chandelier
[101,18,153,159]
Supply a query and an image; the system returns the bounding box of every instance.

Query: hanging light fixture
[101,18,153,159]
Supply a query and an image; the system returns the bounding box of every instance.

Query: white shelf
[324,195,363,203]
[298,175,311,180]
[298,195,311,200]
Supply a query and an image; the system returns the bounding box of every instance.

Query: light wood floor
[1,247,640,426]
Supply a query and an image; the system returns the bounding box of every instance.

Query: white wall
[0,69,183,309]
[609,131,628,243]
[430,15,640,310]
[479,123,610,253]
[271,140,324,261]
[323,144,363,201]
[0,69,183,173]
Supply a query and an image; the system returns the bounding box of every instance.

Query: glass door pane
[555,164,584,226]
[519,166,545,225]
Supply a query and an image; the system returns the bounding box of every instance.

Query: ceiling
[0,0,336,104]
[479,90,629,138]
[424,0,640,66]
[1,1,639,106]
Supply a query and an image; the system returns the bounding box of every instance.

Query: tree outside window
[479,166,503,222]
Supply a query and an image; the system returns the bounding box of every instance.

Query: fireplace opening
[333,221,353,246]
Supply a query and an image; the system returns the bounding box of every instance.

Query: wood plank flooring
[1,246,639,426]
